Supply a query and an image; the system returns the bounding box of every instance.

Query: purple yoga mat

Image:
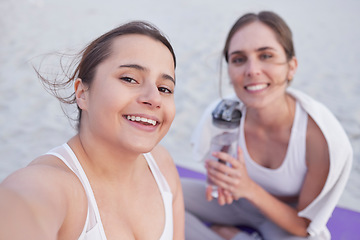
[177,166,360,240]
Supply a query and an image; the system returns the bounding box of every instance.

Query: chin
[131,140,159,154]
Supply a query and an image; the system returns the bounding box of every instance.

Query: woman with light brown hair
[183,11,352,240]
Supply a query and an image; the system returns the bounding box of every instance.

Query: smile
[125,115,158,126]
[245,83,269,91]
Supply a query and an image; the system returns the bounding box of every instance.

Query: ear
[74,78,88,110]
[287,56,298,81]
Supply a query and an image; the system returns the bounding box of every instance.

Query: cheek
[228,66,243,82]
[167,101,176,122]
[265,65,289,79]
[163,99,176,125]
[229,74,244,89]
[273,71,288,83]
[90,87,124,117]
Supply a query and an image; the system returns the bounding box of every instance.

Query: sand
[0,0,359,212]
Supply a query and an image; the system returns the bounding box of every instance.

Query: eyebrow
[119,64,175,84]
[229,46,277,56]
[257,46,276,52]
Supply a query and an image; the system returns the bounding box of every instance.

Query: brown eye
[158,87,172,94]
[260,54,272,60]
[231,56,246,64]
[120,77,137,84]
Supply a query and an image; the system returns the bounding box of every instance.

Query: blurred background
[0,0,359,212]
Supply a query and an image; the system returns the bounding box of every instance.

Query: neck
[68,134,146,183]
[246,94,295,131]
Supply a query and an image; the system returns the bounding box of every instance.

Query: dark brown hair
[223,11,295,62]
[36,21,176,130]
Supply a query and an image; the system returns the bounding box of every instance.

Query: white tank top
[46,143,173,240]
[240,101,308,196]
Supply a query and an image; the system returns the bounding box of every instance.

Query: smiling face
[227,21,297,109]
[76,34,176,153]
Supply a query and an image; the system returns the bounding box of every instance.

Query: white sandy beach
[0,0,359,213]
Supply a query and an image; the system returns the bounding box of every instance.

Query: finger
[217,188,226,206]
[207,168,233,190]
[207,165,240,189]
[211,151,236,166]
[206,185,213,201]
[237,147,245,165]
[207,158,235,175]
[223,189,234,204]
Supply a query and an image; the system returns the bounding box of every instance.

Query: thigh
[182,178,264,226]
[184,211,223,240]
[259,220,310,240]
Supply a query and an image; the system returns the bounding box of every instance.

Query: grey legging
[182,178,310,240]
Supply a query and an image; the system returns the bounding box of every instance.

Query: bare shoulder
[3,154,85,196]
[150,145,179,191]
[0,154,88,239]
[151,144,174,166]
[150,145,185,239]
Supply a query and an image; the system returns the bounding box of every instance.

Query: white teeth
[246,84,268,91]
[126,115,157,126]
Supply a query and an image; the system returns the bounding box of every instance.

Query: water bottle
[206,99,242,198]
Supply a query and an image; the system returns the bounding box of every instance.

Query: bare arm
[206,117,329,237]
[0,157,88,240]
[298,117,329,212]
[0,186,53,240]
[152,145,185,240]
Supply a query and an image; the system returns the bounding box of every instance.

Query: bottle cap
[212,99,242,129]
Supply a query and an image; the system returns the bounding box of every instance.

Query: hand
[205,147,255,204]
[206,185,234,205]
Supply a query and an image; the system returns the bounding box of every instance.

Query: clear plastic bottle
[206,131,239,198]
[206,99,242,198]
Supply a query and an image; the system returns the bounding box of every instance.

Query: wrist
[244,179,259,203]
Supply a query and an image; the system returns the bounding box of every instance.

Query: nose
[138,83,161,108]
[244,59,261,78]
